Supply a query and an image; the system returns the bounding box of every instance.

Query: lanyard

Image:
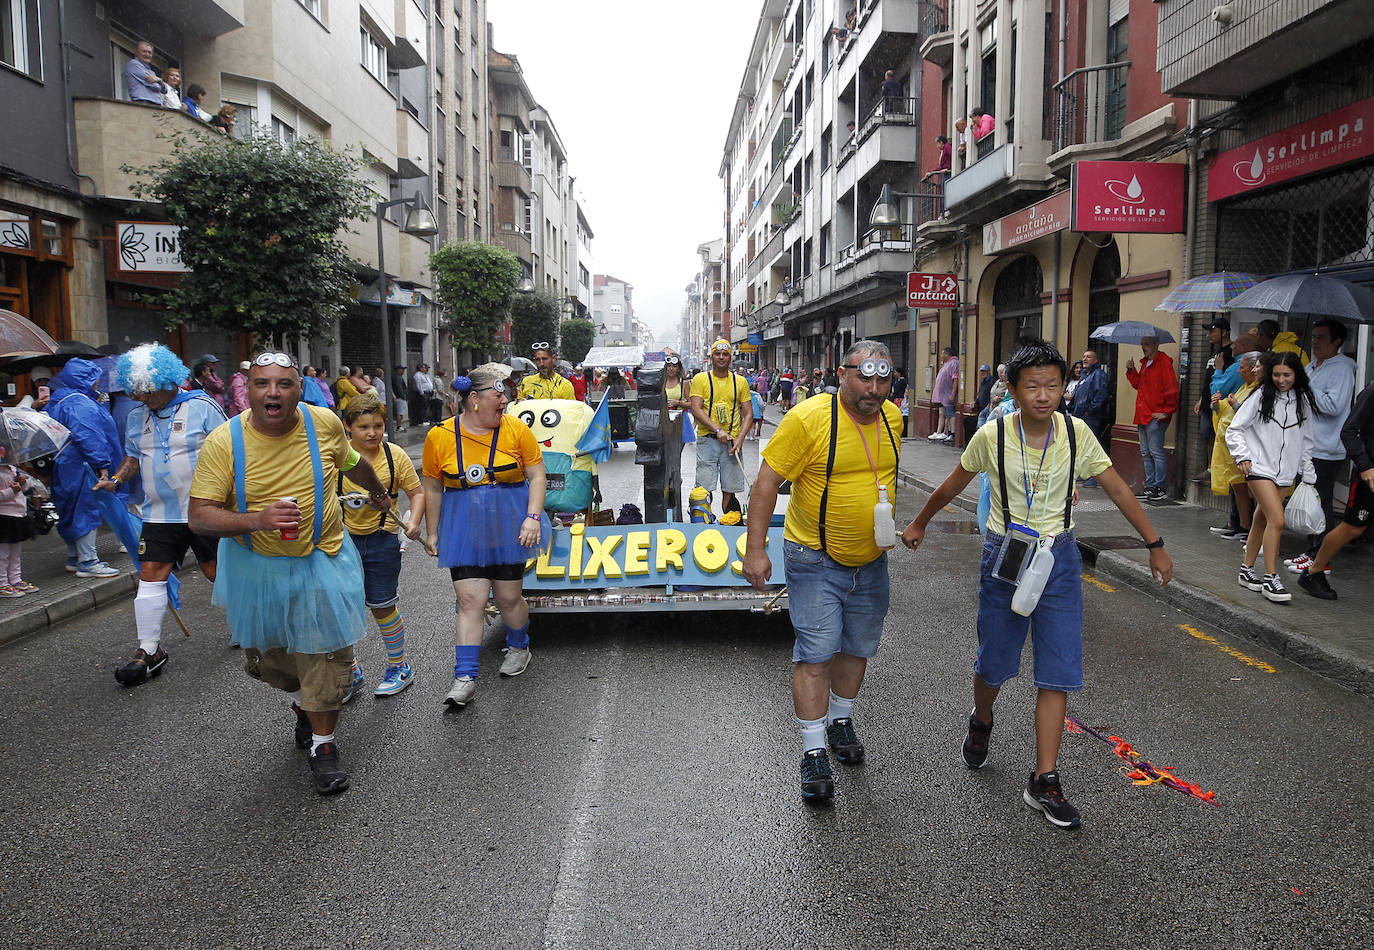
[840,403,883,489]
[707,372,737,434]
[457,419,501,487]
[1016,414,1057,522]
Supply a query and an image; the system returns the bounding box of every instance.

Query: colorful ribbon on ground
[1065,715,1219,807]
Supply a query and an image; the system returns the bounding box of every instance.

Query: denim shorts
[350,530,401,609]
[695,436,746,493]
[942,402,956,418]
[975,530,1084,691]
[784,540,890,663]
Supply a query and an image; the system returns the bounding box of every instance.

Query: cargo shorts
[243,646,355,712]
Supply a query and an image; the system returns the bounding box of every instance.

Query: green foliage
[429,242,522,351]
[126,129,372,339]
[560,318,594,363]
[511,291,560,354]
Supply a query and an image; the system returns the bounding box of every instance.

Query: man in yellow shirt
[689,339,754,516]
[189,352,393,796]
[743,340,902,802]
[518,343,576,401]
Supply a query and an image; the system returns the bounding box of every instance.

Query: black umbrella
[0,339,105,377]
[1225,274,1374,322]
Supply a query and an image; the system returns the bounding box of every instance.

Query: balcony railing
[1052,61,1130,153]
[921,0,948,34]
[914,181,946,227]
[858,96,918,143]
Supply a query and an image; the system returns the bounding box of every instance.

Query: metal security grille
[1215,159,1374,274]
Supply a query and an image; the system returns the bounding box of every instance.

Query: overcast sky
[485,0,756,345]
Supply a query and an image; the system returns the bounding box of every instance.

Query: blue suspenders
[229,406,325,551]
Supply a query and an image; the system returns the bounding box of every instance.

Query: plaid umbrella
[1155,271,1260,313]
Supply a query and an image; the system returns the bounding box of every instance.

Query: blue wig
[116,343,190,394]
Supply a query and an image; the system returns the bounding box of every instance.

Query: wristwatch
[1145,536,1165,549]
[525,513,542,522]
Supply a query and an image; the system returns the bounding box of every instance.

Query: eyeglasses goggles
[842,358,893,379]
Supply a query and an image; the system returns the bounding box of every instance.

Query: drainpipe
[1051,0,1067,346]
[59,0,98,196]
[1178,97,1200,501]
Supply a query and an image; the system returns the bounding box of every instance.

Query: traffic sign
[907,272,959,309]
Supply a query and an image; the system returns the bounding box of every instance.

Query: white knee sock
[827,690,856,724]
[797,716,827,754]
[134,580,169,653]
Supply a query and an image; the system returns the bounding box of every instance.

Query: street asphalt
[1,436,1370,949]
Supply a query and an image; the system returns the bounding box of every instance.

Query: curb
[0,573,138,648]
[899,466,1374,697]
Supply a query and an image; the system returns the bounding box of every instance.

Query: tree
[510,291,560,355]
[560,318,594,364]
[128,129,372,340]
[429,242,522,352]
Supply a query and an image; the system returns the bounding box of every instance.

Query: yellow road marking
[1177,624,1278,674]
[1082,573,1116,593]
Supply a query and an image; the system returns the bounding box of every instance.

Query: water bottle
[1011,541,1055,616]
[873,486,895,550]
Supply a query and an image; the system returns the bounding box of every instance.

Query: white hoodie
[1224,388,1315,487]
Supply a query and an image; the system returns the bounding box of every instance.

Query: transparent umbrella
[0,406,70,464]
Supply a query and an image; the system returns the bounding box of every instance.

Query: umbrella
[1224,273,1374,322]
[1089,321,1177,345]
[1154,271,1261,313]
[0,339,106,377]
[506,355,536,372]
[0,309,58,358]
[0,406,70,464]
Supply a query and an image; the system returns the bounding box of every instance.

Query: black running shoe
[1024,770,1081,829]
[962,709,993,769]
[799,749,834,801]
[1298,569,1337,600]
[114,647,168,686]
[825,718,865,764]
[308,742,350,795]
[292,704,312,750]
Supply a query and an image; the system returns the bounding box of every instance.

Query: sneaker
[825,717,865,764]
[1261,573,1292,603]
[1218,527,1249,541]
[114,647,168,686]
[308,742,350,795]
[1146,488,1168,501]
[292,704,312,749]
[1237,564,1263,591]
[341,665,365,704]
[75,562,119,578]
[0,585,23,598]
[12,582,37,593]
[64,561,79,573]
[799,748,835,801]
[1298,569,1337,600]
[1024,770,1081,829]
[1133,487,1152,499]
[962,709,993,769]
[443,675,477,707]
[1210,524,1242,535]
[1284,555,1329,576]
[374,663,415,697]
[499,647,531,677]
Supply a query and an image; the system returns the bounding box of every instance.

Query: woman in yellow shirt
[423,363,548,708]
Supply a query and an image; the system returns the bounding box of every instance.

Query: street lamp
[869,183,902,228]
[374,189,438,441]
[516,276,536,294]
[774,287,792,307]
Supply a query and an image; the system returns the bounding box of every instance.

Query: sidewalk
[892,429,1374,696]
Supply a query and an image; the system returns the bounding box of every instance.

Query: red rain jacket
[1125,352,1179,425]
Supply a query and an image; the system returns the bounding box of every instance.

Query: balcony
[838,0,922,79]
[945,143,1012,210]
[73,98,209,201]
[340,212,433,284]
[1046,63,1177,176]
[495,159,530,193]
[919,0,952,69]
[392,0,427,69]
[396,109,429,179]
[155,0,245,37]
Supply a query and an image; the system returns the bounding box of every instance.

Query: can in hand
[279,496,299,541]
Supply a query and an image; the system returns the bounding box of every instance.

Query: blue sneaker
[341,665,365,704]
[374,663,415,697]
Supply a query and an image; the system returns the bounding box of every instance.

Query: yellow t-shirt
[960,411,1112,536]
[422,416,543,489]
[763,394,903,567]
[341,441,420,535]
[518,373,576,401]
[190,405,352,557]
[689,371,752,438]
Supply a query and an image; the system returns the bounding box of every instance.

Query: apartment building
[1156,0,1374,499]
[721,0,933,379]
[910,0,1189,486]
[572,201,594,319]
[0,0,436,380]
[430,0,490,248]
[593,273,636,348]
[678,238,724,364]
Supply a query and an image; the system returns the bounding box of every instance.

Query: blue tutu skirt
[212,535,368,654]
[438,482,550,568]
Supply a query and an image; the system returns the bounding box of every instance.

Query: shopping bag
[1284,481,1325,535]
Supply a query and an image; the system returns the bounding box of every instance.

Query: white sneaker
[499,647,531,677]
[443,675,476,707]
[1261,573,1292,603]
[75,562,120,578]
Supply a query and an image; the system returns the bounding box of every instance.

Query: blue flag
[83,464,182,609]
[576,395,614,464]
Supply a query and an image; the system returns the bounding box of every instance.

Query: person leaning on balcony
[183,83,213,121]
[209,104,237,137]
[923,136,952,183]
[124,41,165,105]
[160,67,186,111]
[971,107,996,141]
[955,116,970,157]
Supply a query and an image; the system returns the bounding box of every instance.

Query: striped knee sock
[376,608,406,667]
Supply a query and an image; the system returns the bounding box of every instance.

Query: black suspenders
[817,395,901,556]
[995,411,1077,533]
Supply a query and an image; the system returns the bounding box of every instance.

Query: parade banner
[524,522,787,589]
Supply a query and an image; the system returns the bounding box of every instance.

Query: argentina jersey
[126,394,228,523]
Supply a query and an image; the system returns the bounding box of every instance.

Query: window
[979,22,997,121]
[361,25,388,83]
[820,126,831,168]
[436,162,445,196]
[819,223,830,266]
[227,102,257,142]
[1,0,37,80]
[272,116,296,144]
[296,0,321,19]
[804,151,813,193]
[805,66,814,108]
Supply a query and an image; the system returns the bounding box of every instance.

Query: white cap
[239,360,251,371]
